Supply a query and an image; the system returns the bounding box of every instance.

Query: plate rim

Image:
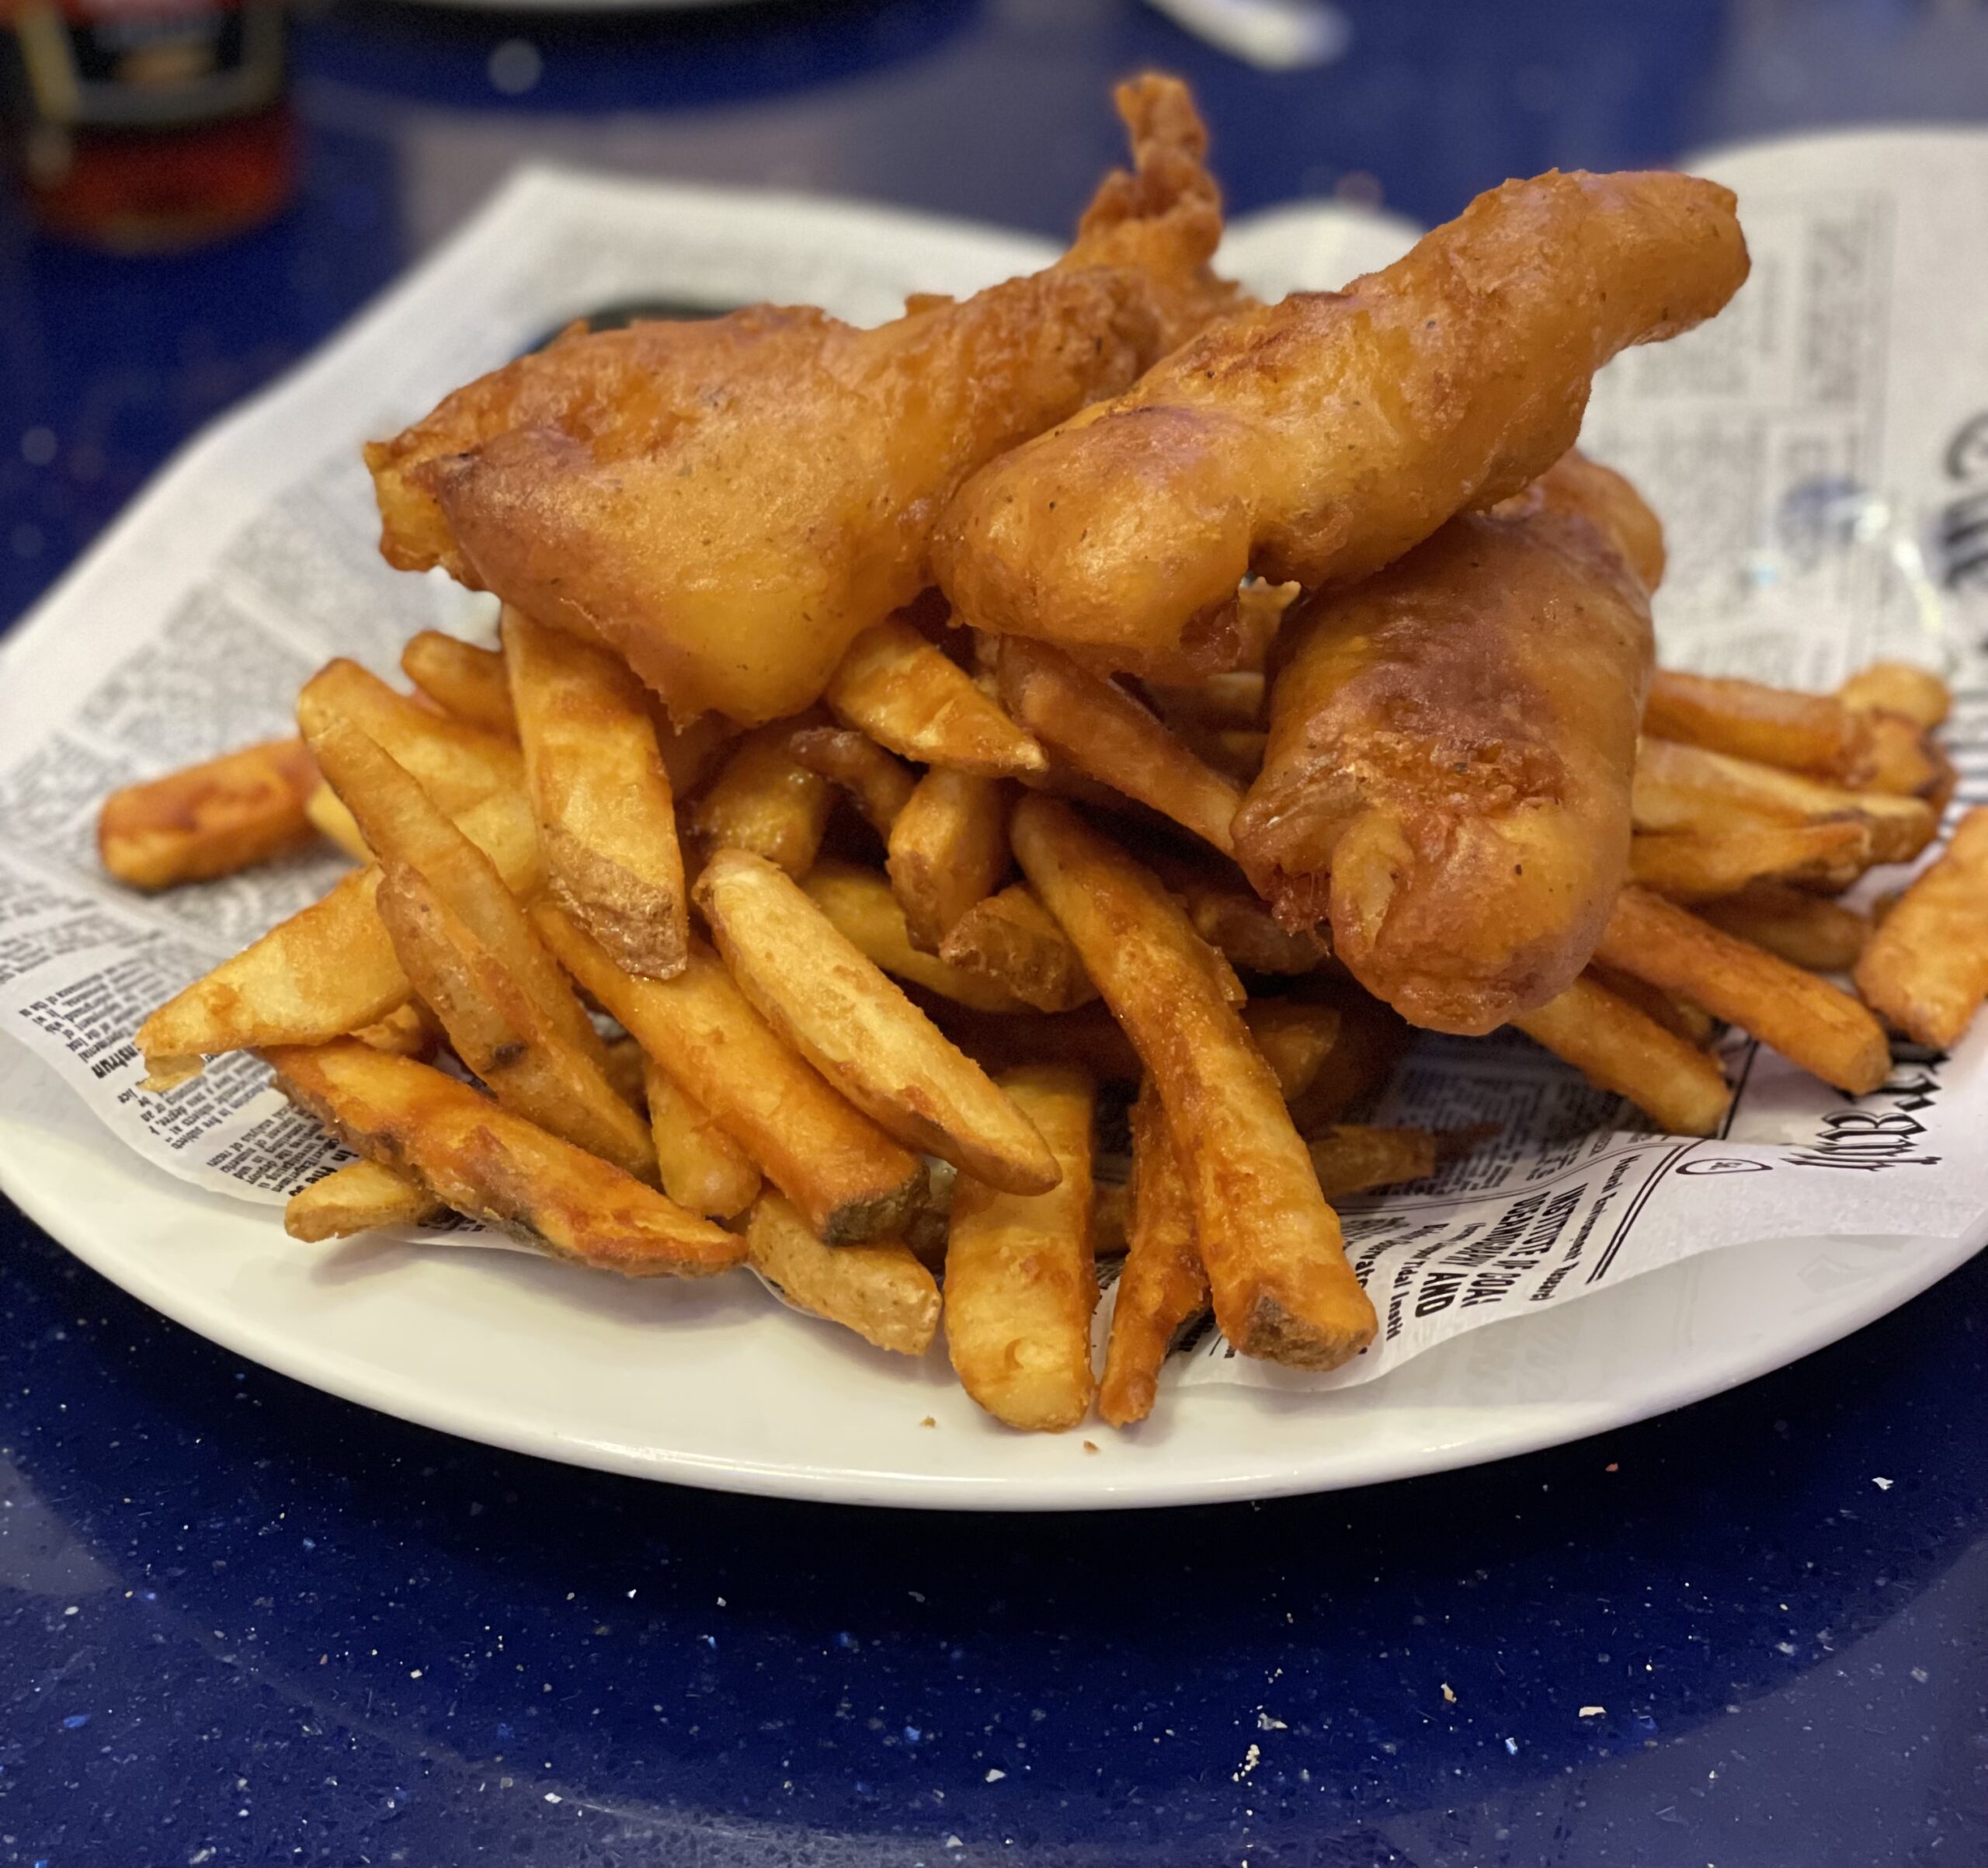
[3,1052,1980,1511]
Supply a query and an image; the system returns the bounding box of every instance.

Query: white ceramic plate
[2,1038,1976,1508]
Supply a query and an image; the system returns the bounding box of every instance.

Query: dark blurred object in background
[1,0,293,249]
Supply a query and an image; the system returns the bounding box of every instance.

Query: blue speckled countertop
[6,2,1988,1860]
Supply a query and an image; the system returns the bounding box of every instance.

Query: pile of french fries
[96,604,1988,1432]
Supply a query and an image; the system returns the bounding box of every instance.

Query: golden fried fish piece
[1231,454,1659,1037]
[933,168,1745,680]
[364,75,1232,727]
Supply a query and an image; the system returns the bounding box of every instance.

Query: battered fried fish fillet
[364,75,1232,727]
[1231,454,1658,1037]
[933,168,1745,680]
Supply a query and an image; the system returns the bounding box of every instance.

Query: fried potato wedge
[1596,885,1888,1094]
[304,781,371,861]
[1177,882,1327,974]
[1098,1081,1208,1428]
[264,1041,741,1276]
[1840,660,1950,729]
[534,904,926,1244]
[921,993,1331,1101]
[1512,971,1733,1135]
[1148,671,1267,731]
[378,863,659,1182]
[788,727,919,837]
[315,719,656,1180]
[352,1000,437,1059]
[297,657,523,817]
[1643,668,1872,778]
[644,1059,761,1220]
[1856,710,1944,798]
[802,861,1033,1014]
[137,867,407,1087]
[997,638,1243,853]
[1013,794,1375,1369]
[1627,819,1874,902]
[886,768,1011,952]
[695,848,1059,1193]
[401,631,516,736]
[937,883,1100,1013]
[504,605,689,978]
[1283,992,1410,1134]
[285,1157,443,1241]
[1854,806,1988,1049]
[690,723,833,880]
[1698,882,1869,973]
[748,1191,940,1355]
[826,612,1047,777]
[1586,963,1716,1049]
[1633,738,1935,865]
[1240,999,1343,1105]
[1306,1125,1440,1198]
[99,737,319,890]
[944,1063,1097,1431]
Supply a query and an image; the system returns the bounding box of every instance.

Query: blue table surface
[6,2,1988,1862]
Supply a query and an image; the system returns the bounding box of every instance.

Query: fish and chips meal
[92,75,1988,1432]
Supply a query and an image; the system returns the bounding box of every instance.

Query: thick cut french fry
[1698,882,1869,972]
[788,727,919,836]
[1840,660,1950,729]
[1306,1125,1439,1198]
[304,782,371,861]
[99,737,319,889]
[1587,963,1717,1048]
[1284,988,1411,1133]
[1178,882,1327,974]
[297,658,523,817]
[690,724,832,879]
[801,861,1032,1014]
[264,1042,742,1276]
[319,718,653,1178]
[377,863,659,1181]
[1634,738,1935,864]
[1595,885,1889,1094]
[401,631,516,736]
[1857,710,1943,798]
[886,767,1011,951]
[137,867,407,1087]
[1643,668,1872,777]
[534,905,926,1244]
[695,848,1059,1193]
[285,1157,443,1241]
[352,1000,436,1059]
[944,1063,1097,1431]
[644,1059,761,1219]
[650,710,739,797]
[1240,999,1343,1105]
[826,613,1046,777]
[503,606,689,979]
[1854,806,1988,1048]
[747,1191,940,1355]
[1513,972,1733,1135]
[1092,1179,1132,1259]
[1098,1082,1208,1428]
[314,721,600,1062]
[937,884,1100,1013]
[921,994,1326,1099]
[1013,795,1375,1369]
[1148,671,1267,731]
[997,638,1243,853]
[601,1033,648,1110]
[1628,819,1874,902]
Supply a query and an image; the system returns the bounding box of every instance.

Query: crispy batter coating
[365,77,1232,726]
[1232,454,1658,1036]
[934,168,1744,678]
